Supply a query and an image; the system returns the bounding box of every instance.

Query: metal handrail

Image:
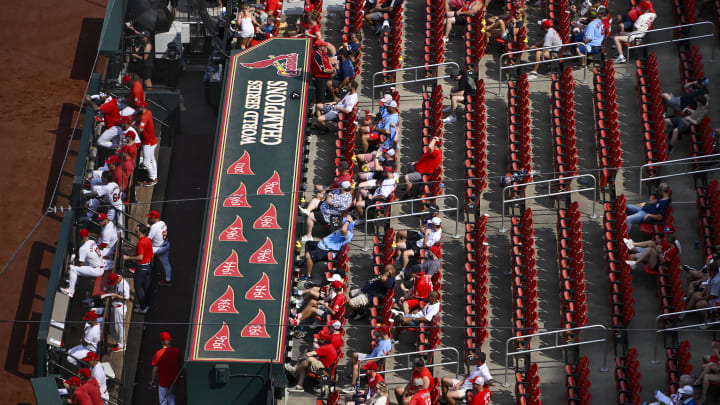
[497,42,588,96]
[499,174,598,232]
[362,194,462,250]
[652,306,720,363]
[638,153,720,195]
[623,21,716,77]
[85,206,139,239]
[502,324,609,386]
[371,62,460,111]
[357,347,461,386]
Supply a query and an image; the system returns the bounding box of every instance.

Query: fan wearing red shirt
[311,39,335,102]
[402,136,442,196]
[124,224,154,313]
[313,320,344,350]
[87,94,123,153]
[400,270,432,312]
[395,358,435,405]
[136,100,158,186]
[292,281,345,324]
[470,384,493,405]
[122,74,145,107]
[150,332,182,405]
[285,343,338,391]
[264,0,280,16]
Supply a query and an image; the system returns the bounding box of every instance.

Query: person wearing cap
[86,170,124,225]
[354,164,399,217]
[297,274,344,301]
[394,358,434,405]
[107,153,131,196]
[624,230,681,273]
[575,8,604,67]
[665,94,710,155]
[301,215,355,280]
[299,181,353,242]
[61,229,104,298]
[361,100,399,153]
[392,291,440,340]
[612,3,655,64]
[149,331,182,405]
[662,77,710,113]
[395,216,443,269]
[311,39,336,102]
[290,279,345,325]
[345,327,392,391]
[285,339,339,391]
[313,320,344,349]
[64,376,94,405]
[356,147,397,182]
[526,20,562,80]
[648,384,695,405]
[345,361,386,404]
[441,351,493,404]
[105,272,131,352]
[348,264,396,320]
[97,212,118,270]
[615,1,654,33]
[122,74,145,108]
[67,310,101,365]
[127,26,154,87]
[443,66,475,123]
[87,94,124,156]
[401,136,442,198]
[314,80,359,131]
[124,224,154,314]
[120,114,141,152]
[147,210,172,286]
[625,182,672,227]
[81,352,109,402]
[135,99,159,186]
[78,367,104,405]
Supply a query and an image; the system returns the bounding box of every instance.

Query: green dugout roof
[188,38,311,363]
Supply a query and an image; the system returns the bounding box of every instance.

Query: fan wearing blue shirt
[576,8,607,67]
[332,50,355,97]
[346,328,393,391]
[302,215,355,280]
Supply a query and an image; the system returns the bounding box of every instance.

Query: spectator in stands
[683,255,717,296]
[625,182,671,226]
[122,74,145,108]
[648,384,695,405]
[361,100,399,153]
[575,9,604,68]
[78,367,104,404]
[693,343,720,388]
[285,340,339,391]
[615,0,654,34]
[67,310,101,365]
[396,245,442,281]
[296,274,344,301]
[106,272,130,352]
[123,224,154,314]
[300,215,355,280]
[394,358,435,405]
[662,77,710,113]
[311,39,336,103]
[347,264,396,320]
[299,181,353,242]
[443,0,484,44]
[290,280,345,325]
[484,5,526,45]
[81,352,108,402]
[313,80,359,131]
[61,229,104,298]
[470,380,493,405]
[135,100,159,186]
[308,161,353,204]
[312,320,344,349]
[527,20,563,80]
[260,15,277,37]
[150,331,182,405]
[392,290,440,340]
[341,32,363,52]
[680,261,720,324]
[345,361,386,404]
[357,147,397,182]
[401,136,442,199]
[441,353,488,405]
[365,0,403,33]
[665,94,710,155]
[237,4,260,49]
[407,378,431,405]
[353,165,398,217]
[332,50,355,97]
[624,232,681,273]
[97,212,118,270]
[346,327,392,391]
[147,210,172,287]
[612,3,656,64]
[443,66,475,123]
[395,217,443,270]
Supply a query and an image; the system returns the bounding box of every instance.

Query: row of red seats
[516,363,542,405]
[697,179,720,259]
[666,340,693,395]
[635,53,668,171]
[547,0,571,43]
[464,80,487,212]
[463,13,486,69]
[551,67,578,185]
[424,0,445,66]
[615,348,643,404]
[592,60,623,189]
[557,202,588,334]
[342,0,363,38]
[380,3,403,82]
[565,356,592,404]
[422,85,443,144]
[464,214,489,354]
[508,73,532,175]
[499,1,527,63]
[335,106,358,170]
[680,45,704,87]
[672,0,697,28]
[602,195,635,328]
[511,208,538,348]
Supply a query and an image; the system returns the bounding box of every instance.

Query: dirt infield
[0,1,107,402]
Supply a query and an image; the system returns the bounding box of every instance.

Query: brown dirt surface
[0,1,108,403]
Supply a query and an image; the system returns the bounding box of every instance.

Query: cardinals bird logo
[240,53,301,77]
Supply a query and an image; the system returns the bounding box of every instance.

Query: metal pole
[357,347,461,385]
[371,62,460,111]
[651,306,720,363]
[638,153,720,195]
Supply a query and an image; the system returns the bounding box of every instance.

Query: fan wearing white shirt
[395,217,443,269]
[314,80,359,130]
[440,351,494,404]
[61,229,104,298]
[147,210,172,286]
[354,165,398,217]
[391,291,440,340]
[613,4,656,63]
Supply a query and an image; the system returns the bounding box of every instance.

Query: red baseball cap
[362,362,378,371]
[121,75,132,85]
[105,155,120,165]
[108,272,120,285]
[136,100,148,108]
[331,280,343,289]
[82,310,98,321]
[65,376,82,386]
[121,116,132,124]
[541,19,553,29]
[82,352,98,362]
[97,213,108,221]
[376,326,390,335]
[160,331,171,341]
[124,131,136,138]
[147,210,161,219]
[429,245,442,259]
[304,4,315,12]
[79,229,89,238]
[78,368,92,379]
[314,39,328,47]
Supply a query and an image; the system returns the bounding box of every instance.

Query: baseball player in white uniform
[82,352,109,402]
[147,210,172,286]
[87,171,124,226]
[67,310,101,365]
[97,212,118,271]
[61,229,104,298]
[121,116,141,146]
[105,272,130,352]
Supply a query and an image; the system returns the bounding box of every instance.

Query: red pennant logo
[204,322,235,351]
[253,203,282,229]
[257,171,283,195]
[209,285,239,313]
[249,237,277,264]
[240,309,271,338]
[223,183,251,208]
[213,250,243,277]
[227,151,254,175]
[245,272,275,300]
[219,216,247,242]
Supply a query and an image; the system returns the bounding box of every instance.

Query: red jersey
[328,293,345,316]
[265,0,280,15]
[470,388,493,405]
[411,367,435,391]
[311,50,332,78]
[122,156,135,173]
[130,80,145,107]
[315,343,338,368]
[306,23,320,38]
[411,275,432,300]
[81,379,104,405]
[100,98,121,129]
[71,386,95,405]
[328,332,343,349]
[414,149,442,174]
[409,389,432,405]
[113,164,130,192]
[136,236,154,264]
[152,345,182,388]
[139,109,157,146]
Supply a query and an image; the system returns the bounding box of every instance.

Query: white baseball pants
[142,143,158,181]
[97,126,123,148]
[68,265,104,294]
[112,303,127,347]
